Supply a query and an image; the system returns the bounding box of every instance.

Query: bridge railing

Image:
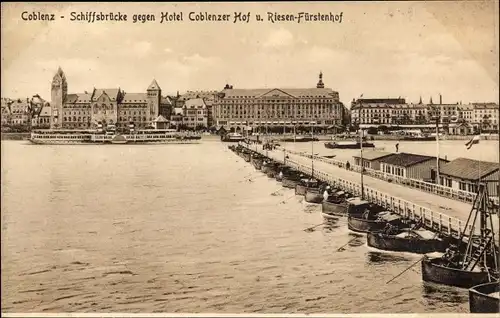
[247,144,475,239]
[277,147,498,206]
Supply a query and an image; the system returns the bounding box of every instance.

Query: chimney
[439,94,442,104]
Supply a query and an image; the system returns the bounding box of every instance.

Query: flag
[465,135,480,149]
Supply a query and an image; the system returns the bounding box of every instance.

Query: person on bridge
[346,161,351,170]
[395,143,399,153]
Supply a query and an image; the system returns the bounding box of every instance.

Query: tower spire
[316,71,324,88]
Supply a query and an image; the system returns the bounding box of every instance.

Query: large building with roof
[212,72,345,133]
[438,158,499,196]
[50,68,170,129]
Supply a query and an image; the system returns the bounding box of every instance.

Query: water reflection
[366,251,412,264]
[421,282,469,309]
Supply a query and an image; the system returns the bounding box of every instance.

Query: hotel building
[212,73,345,132]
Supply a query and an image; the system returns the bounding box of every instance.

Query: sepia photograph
[1,1,499,316]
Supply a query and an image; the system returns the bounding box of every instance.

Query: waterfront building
[9,98,30,125]
[378,153,449,181]
[182,98,208,129]
[472,102,499,132]
[352,150,393,170]
[152,115,169,130]
[349,94,499,133]
[350,98,408,126]
[1,98,12,126]
[178,90,218,128]
[438,158,499,196]
[213,72,344,133]
[447,122,473,135]
[50,68,169,130]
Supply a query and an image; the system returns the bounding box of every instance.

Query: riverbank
[1,133,30,140]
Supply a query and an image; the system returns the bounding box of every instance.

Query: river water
[1,139,480,313]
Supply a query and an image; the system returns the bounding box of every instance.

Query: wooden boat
[421,183,499,289]
[275,166,293,182]
[221,133,245,142]
[367,228,446,254]
[324,141,375,149]
[295,179,320,196]
[282,136,319,142]
[304,188,323,204]
[282,176,301,189]
[241,153,251,162]
[421,256,492,288]
[321,191,350,217]
[252,158,263,170]
[347,198,395,233]
[402,136,435,141]
[348,212,396,233]
[260,162,272,174]
[469,281,500,313]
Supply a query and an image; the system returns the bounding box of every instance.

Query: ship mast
[457,182,498,279]
[360,128,365,200]
[311,124,314,180]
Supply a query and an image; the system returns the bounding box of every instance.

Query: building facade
[50,68,168,130]
[378,153,448,181]
[438,158,498,196]
[350,94,499,132]
[182,98,208,129]
[213,73,344,132]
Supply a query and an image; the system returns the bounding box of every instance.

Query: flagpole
[435,112,440,185]
[360,128,365,199]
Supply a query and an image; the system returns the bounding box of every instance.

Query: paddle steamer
[29,129,201,145]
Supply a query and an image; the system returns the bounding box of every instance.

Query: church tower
[50,67,67,128]
[147,79,161,125]
[316,71,325,88]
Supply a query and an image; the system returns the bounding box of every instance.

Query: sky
[1,1,499,107]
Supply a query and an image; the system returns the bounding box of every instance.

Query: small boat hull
[295,184,308,196]
[282,177,300,189]
[305,189,323,203]
[367,232,446,254]
[421,256,491,289]
[261,165,271,174]
[348,216,385,233]
[322,201,348,217]
[325,142,375,149]
[252,159,263,170]
[469,281,500,313]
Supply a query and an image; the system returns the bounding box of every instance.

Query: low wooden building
[353,150,393,170]
[379,152,449,181]
[438,158,499,196]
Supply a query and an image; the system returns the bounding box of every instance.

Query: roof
[353,150,392,161]
[356,98,406,104]
[66,93,92,104]
[184,98,206,108]
[220,88,338,99]
[153,115,168,123]
[121,93,147,103]
[439,158,499,181]
[93,89,120,101]
[378,152,439,167]
[161,96,172,105]
[39,105,51,116]
[147,79,161,91]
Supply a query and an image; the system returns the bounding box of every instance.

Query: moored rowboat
[421,256,491,289]
[469,281,500,313]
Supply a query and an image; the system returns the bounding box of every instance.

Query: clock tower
[51,67,67,128]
